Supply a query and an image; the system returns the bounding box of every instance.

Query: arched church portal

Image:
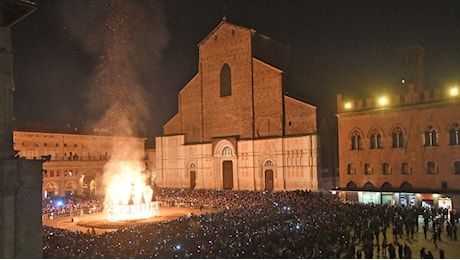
[215,142,235,190]
[264,170,274,191]
[222,160,233,190]
[190,171,196,189]
[189,162,197,190]
[263,160,274,191]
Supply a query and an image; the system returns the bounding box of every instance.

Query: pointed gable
[197,20,254,48]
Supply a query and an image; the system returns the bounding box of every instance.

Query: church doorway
[222,160,233,190]
[190,170,196,189]
[264,170,274,191]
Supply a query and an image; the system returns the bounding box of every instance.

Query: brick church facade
[155,21,322,191]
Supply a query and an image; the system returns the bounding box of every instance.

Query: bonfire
[103,160,159,221]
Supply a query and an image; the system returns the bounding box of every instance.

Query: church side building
[155,21,320,191]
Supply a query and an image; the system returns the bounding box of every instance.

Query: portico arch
[43,182,59,198]
[64,180,78,196]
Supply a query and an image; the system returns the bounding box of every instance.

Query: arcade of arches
[43,171,98,198]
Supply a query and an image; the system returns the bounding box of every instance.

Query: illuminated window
[454,161,460,175]
[364,163,373,175]
[220,63,232,97]
[391,127,404,148]
[347,163,355,175]
[423,125,438,147]
[402,162,411,175]
[427,161,437,175]
[382,163,391,175]
[449,123,460,145]
[370,129,383,149]
[351,130,362,150]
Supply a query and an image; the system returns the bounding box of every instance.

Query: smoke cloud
[59,0,170,137]
[57,1,170,205]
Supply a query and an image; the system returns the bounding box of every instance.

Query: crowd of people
[42,189,456,258]
[42,195,104,218]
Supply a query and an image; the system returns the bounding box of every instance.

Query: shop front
[337,190,454,212]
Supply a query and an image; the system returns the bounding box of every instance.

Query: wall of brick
[284,96,317,135]
[178,75,203,143]
[338,101,460,192]
[252,58,283,137]
[199,23,254,140]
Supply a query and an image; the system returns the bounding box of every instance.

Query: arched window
[423,125,438,147]
[264,160,274,167]
[391,127,404,148]
[363,182,375,190]
[454,161,460,175]
[400,182,413,191]
[381,182,393,190]
[449,123,460,145]
[222,147,232,156]
[364,163,373,175]
[346,181,357,189]
[220,63,232,97]
[370,129,383,149]
[347,163,355,175]
[402,162,411,175]
[382,163,391,175]
[351,130,362,150]
[427,161,437,174]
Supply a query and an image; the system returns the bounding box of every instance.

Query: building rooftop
[12,120,114,136]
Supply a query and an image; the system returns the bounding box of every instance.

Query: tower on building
[395,44,426,92]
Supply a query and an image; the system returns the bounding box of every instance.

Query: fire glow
[103,159,159,221]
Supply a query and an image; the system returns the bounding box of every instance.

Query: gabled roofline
[197,20,255,47]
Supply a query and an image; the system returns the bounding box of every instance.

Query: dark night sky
[10,0,460,142]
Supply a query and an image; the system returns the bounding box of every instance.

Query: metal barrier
[43,207,104,221]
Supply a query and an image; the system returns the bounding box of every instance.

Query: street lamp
[449,86,459,97]
[378,96,388,106]
[344,102,352,110]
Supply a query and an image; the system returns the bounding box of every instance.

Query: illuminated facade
[13,121,146,198]
[155,21,322,191]
[337,83,460,209]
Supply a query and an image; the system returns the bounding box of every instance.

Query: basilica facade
[155,21,320,191]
